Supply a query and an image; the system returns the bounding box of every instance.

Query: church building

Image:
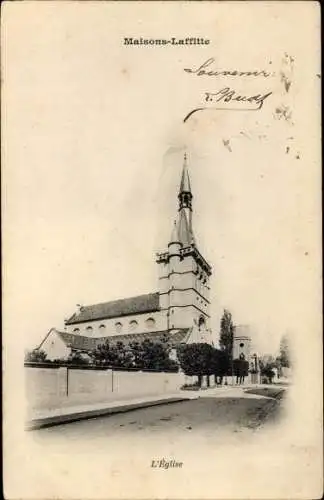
[38,154,214,360]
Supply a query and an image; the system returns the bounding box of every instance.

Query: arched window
[129,320,138,331]
[86,326,93,335]
[240,342,245,348]
[73,328,80,333]
[115,322,123,333]
[145,317,156,330]
[99,324,106,330]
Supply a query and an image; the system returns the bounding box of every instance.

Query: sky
[3,2,321,360]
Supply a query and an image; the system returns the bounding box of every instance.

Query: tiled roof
[95,329,190,348]
[55,328,190,352]
[56,331,98,351]
[65,292,160,325]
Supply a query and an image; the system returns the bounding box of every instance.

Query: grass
[244,386,286,400]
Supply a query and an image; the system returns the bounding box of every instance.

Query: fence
[25,363,186,414]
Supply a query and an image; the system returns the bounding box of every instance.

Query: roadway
[31,388,285,449]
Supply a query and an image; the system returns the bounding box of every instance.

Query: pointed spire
[170,219,180,244]
[178,152,193,213]
[179,152,192,194]
[178,210,192,247]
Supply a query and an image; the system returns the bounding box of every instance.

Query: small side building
[37,327,193,361]
[233,324,253,362]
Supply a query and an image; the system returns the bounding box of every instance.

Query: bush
[67,352,90,365]
[24,349,47,363]
[180,382,200,391]
[92,338,178,372]
[260,362,275,383]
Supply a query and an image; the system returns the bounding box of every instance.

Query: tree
[219,309,235,371]
[212,348,230,385]
[24,349,47,363]
[128,341,143,368]
[130,339,178,371]
[92,340,133,368]
[233,358,249,384]
[114,341,134,368]
[67,351,90,365]
[278,335,290,368]
[258,355,277,383]
[259,360,275,384]
[177,343,214,387]
[160,332,172,350]
[92,338,177,371]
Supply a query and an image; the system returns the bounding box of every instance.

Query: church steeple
[177,153,195,246]
[156,150,212,338]
[178,153,193,212]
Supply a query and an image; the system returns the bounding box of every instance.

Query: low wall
[25,366,62,410]
[113,370,182,397]
[25,365,185,414]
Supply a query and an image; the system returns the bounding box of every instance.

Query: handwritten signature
[184,58,273,78]
[183,87,273,122]
[205,88,272,109]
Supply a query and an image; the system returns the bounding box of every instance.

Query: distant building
[233,325,252,362]
[38,154,214,360]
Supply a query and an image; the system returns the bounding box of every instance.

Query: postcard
[2,1,322,499]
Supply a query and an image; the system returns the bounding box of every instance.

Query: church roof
[96,328,190,348]
[53,328,190,352]
[65,292,160,325]
[57,331,98,351]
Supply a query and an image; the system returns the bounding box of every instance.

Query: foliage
[92,340,134,368]
[159,333,172,350]
[278,334,290,368]
[219,309,235,362]
[91,338,178,371]
[177,343,230,387]
[258,355,277,383]
[210,348,229,377]
[177,343,214,377]
[233,358,249,377]
[130,339,178,371]
[24,349,47,363]
[259,362,275,382]
[180,382,200,391]
[66,351,90,365]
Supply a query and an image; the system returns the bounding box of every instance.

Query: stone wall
[25,366,62,410]
[25,365,185,414]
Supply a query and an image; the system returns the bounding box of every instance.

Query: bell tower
[156,153,212,342]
